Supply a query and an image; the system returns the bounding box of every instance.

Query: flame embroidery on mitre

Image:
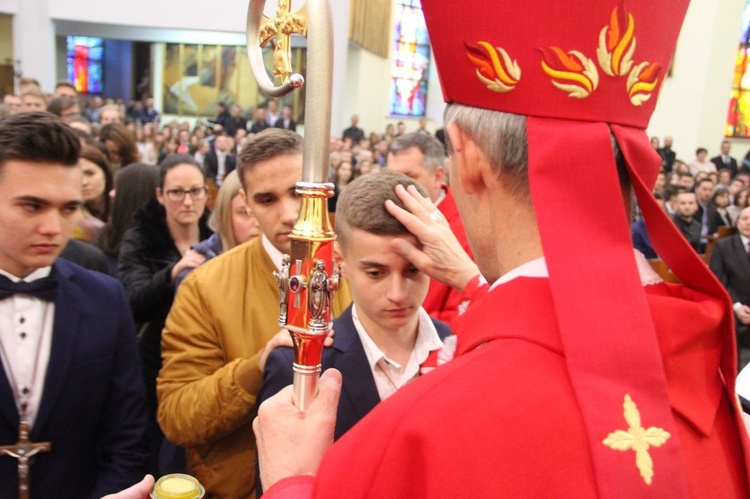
[465,41,521,93]
[627,61,661,106]
[539,47,599,99]
[597,4,636,77]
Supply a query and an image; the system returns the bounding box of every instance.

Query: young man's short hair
[664,184,686,202]
[236,128,303,187]
[336,171,427,250]
[21,87,47,102]
[55,80,77,93]
[0,112,80,174]
[47,96,78,118]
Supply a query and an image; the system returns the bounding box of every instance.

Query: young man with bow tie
[0,112,148,498]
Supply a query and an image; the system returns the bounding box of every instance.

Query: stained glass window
[66,36,104,94]
[725,1,750,137]
[389,0,430,117]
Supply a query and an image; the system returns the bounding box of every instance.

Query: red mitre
[422,0,748,496]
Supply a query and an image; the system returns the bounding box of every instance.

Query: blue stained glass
[66,36,104,94]
[390,0,430,117]
[741,1,750,44]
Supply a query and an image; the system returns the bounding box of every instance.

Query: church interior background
[0,0,747,160]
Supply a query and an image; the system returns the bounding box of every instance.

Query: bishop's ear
[446,122,491,196]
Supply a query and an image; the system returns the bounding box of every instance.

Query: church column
[13,0,55,92]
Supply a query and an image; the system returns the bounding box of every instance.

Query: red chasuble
[265,277,749,498]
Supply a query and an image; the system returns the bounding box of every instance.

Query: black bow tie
[0,274,58,302]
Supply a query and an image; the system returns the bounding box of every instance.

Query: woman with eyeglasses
[118,154,212,474]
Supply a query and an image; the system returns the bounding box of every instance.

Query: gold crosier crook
[246,0,339,411]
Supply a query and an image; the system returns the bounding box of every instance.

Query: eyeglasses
[164,186,208,202]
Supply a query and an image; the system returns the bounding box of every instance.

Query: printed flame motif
[597,5,636,77]
[539,47,599,99]
[465,41,521,93]
[627,61,661,106]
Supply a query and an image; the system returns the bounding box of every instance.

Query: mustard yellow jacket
[157,238,351,498]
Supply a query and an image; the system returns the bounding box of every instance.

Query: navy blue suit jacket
[258,305,452,441]
[0,259,149,499]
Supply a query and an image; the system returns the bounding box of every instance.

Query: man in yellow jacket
[157,129,351,498]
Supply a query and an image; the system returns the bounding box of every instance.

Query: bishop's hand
[385,184,479,293]
[253,369,342,491]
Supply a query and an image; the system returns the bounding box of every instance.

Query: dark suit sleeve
[91,281,149,497]
[59,239,111,275]
[203,152,217,178]
[256,347,295,408]
[255,347,295,497]
[709,241,742,304]
[431,318,453,340]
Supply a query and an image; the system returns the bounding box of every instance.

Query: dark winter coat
[118,197,212,404]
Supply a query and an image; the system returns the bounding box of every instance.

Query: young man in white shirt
[257,171,452,440]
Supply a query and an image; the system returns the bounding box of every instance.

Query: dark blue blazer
[0,259,149,499]
[258,305,452,441]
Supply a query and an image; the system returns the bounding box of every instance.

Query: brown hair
[335,171,426,250]
[21,87,47,104]
[47,95,78,118]
[100,123,141,166]
[0,112,79,171]
[79,145,114,221]
[237,128,302,188]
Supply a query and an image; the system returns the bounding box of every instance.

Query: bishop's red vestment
[265,275,749,497]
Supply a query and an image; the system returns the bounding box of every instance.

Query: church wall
[4,0,748,155]
[0,0,17,14]
[8,0,351,134]
[648,0,746,162]
[342,44,391,137]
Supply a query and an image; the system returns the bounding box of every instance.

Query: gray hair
[443,103,631,208]
[443,103,528,199]
[388,132,446,173]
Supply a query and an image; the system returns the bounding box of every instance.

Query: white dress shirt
[216,151,227,178]
[352,304,444,401]
[262,234,285,272]
[0,266,55,428]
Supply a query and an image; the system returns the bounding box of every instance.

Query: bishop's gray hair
[443,103,529,200]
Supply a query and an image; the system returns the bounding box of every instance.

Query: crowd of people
[645,136,750,254]
[0,76,469,497]
[5,0,750,497]
[2,19,750,492]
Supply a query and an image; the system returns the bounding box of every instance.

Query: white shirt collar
[489,250,662,290]
[261,234,285,272]
[351,304,443,400]
[433,186,447,208]
[741,235,750,253]
[0,266,52,283]
[489,257,548,290]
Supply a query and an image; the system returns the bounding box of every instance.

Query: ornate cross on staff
[259,0,307,84]
[248,0,337,411]
[0,421,51,499]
